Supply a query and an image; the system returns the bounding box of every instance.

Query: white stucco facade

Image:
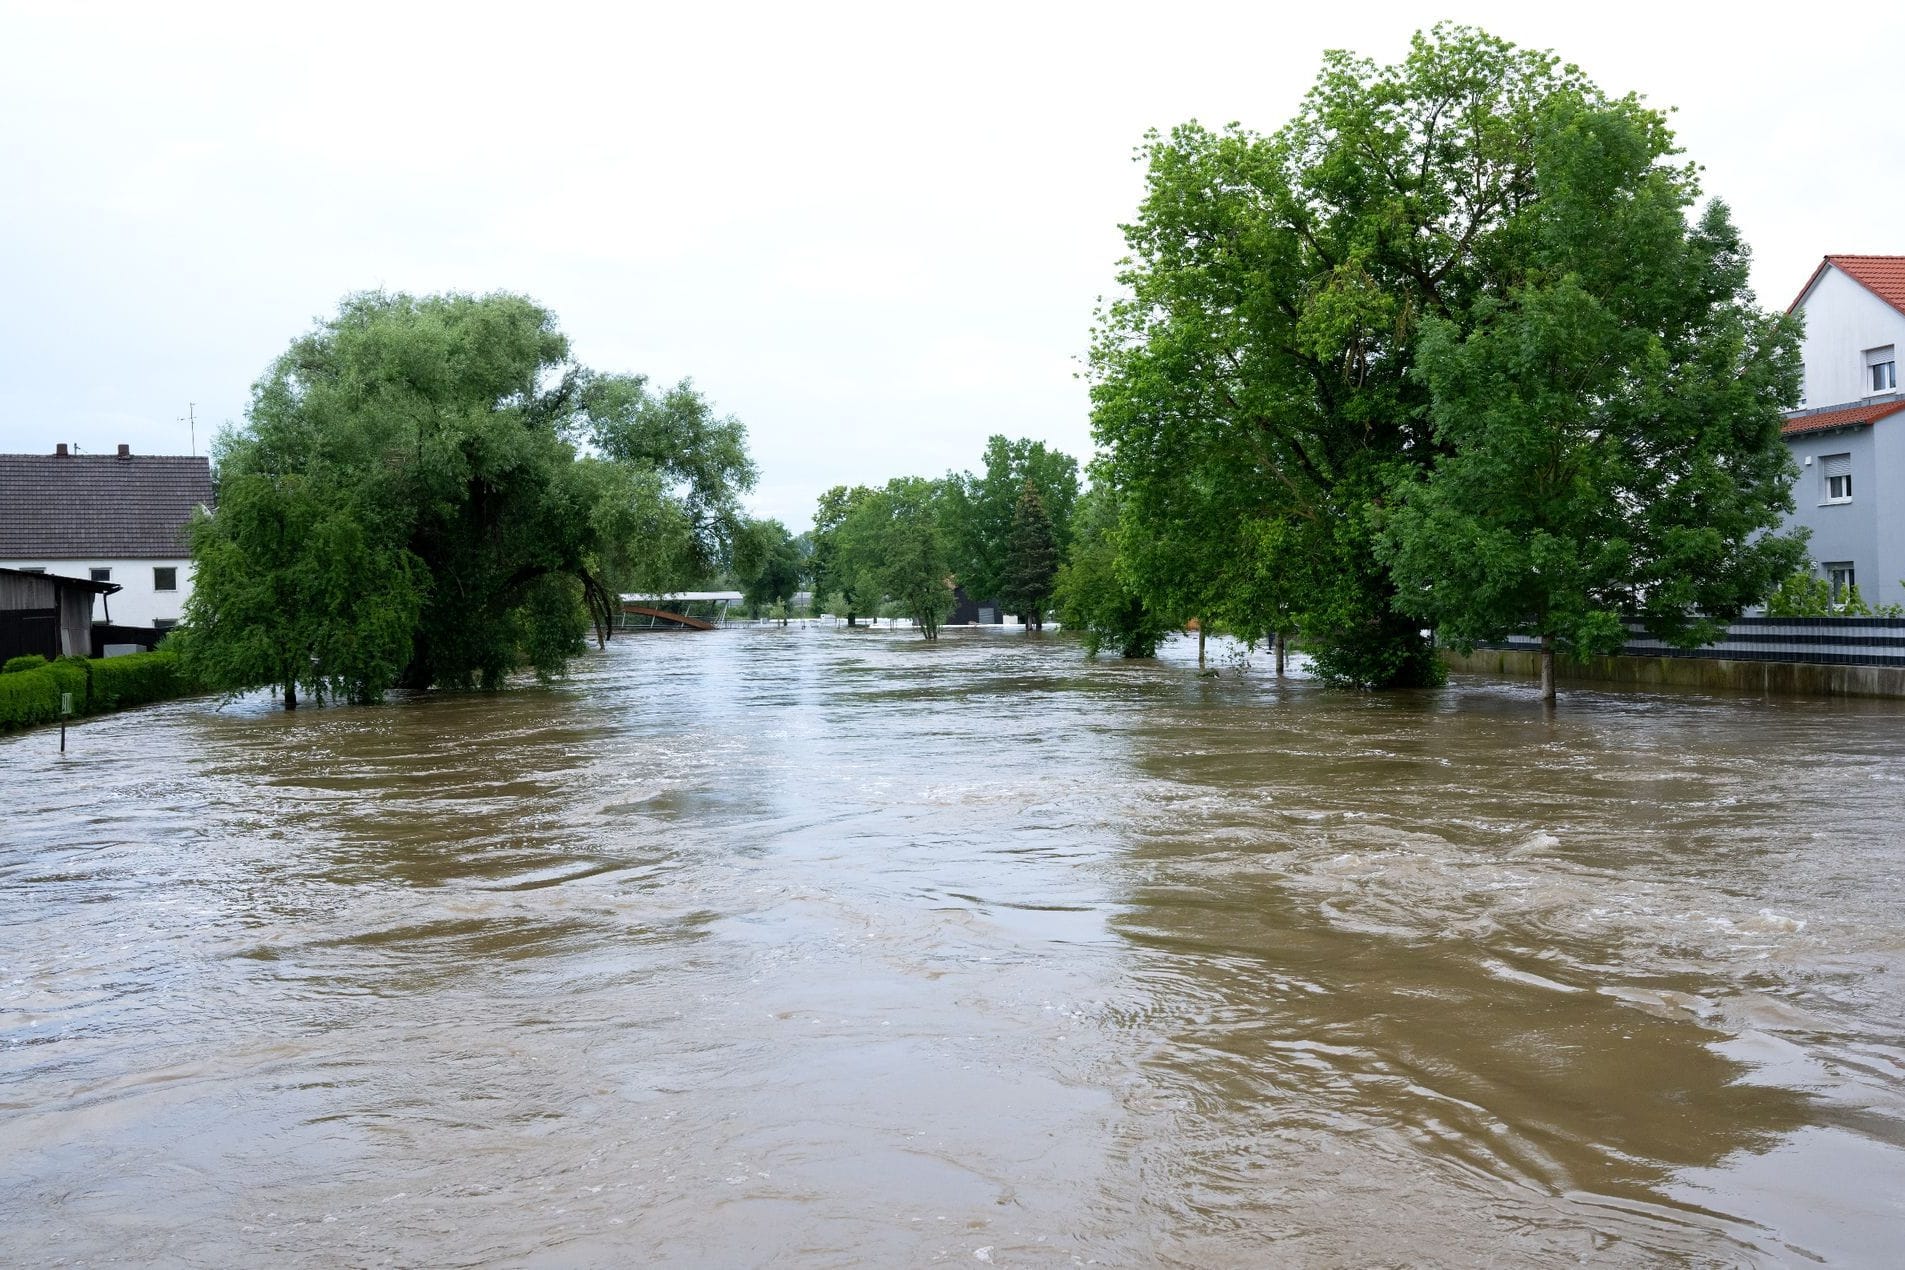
[1793,265,1905,409]
[0,558,195,628]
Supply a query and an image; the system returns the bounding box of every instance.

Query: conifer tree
[1000,480,1060,631]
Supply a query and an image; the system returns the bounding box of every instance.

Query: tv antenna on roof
[180,402,196,456]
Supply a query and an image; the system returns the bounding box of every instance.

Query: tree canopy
[941,436,1079,604]
[1085,24,1801,689]
[830,478,956,640]
[183,290,757,704]
[1055,481,1173,658]
[738,518,804,622]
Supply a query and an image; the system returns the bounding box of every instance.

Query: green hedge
[3,654,48,674]
[88,652,188,712]
[0,651,197,733]
[0,664,64,729]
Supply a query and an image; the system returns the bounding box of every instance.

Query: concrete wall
[1795,265,1905,408]
[1442,647,1905,700]
[0,558,194,627]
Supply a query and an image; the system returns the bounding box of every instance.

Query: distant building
[1781,256,1905,608]
[0,443,214,631]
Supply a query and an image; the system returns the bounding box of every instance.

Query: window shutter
[1865,345,1895,367]
[1824,453,1852,479]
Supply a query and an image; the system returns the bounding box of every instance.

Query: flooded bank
[4,629,1904,1265]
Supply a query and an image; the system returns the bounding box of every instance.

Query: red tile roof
[1782,399,1905,436]
[1789,255,1905,317]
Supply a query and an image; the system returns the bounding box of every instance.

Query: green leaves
[998,480,1060,629]
[831,479,956,640]
[738,519,803,619]
[942,436,1079,604]
[1091,25,1800,690]
[186,291,758,701]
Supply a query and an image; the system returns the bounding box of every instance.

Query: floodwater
[4,629,1905,1267]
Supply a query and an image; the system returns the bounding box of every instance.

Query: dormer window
[1868,345,1897,393]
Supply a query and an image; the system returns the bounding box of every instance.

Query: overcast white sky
[3,1,1901,528]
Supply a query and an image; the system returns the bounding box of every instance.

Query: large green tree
[185,291,755,703]
[834,478,956,640]
[998,480,1060,630]
[1091,26,1621,688]
[738,518,804,623]
[810,483,879,625]
[1378,104,1806,700]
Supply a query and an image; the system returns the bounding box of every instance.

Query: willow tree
[186,290,755,701]
[1379,100,1805,701]
[1092,26,1618,687]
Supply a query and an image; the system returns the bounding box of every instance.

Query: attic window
[1869,345,1898,393]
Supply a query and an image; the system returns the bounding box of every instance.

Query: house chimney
[116,443,130,458]
[55,443,69,457]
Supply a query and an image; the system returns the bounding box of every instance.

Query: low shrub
[87,651,188,712]
[3,654,48,674]
[0,664,63,730]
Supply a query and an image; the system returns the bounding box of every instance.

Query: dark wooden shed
[0,567,119,662]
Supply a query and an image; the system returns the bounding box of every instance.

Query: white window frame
[1866,346,1897,395]
[1827,562,1857,605]
[1821,453,1853,506]
[153,566,178,592]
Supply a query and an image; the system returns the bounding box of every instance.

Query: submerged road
[4,628,1904,1264]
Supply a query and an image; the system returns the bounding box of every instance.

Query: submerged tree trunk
[1274,631,1286,676]
[1539,632,1556,704]
[283,680,297,711]
[1198,624,1207,668]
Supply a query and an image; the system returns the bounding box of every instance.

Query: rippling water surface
[5,628,1905,1265]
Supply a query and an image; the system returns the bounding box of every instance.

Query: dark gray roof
[0,452,214,559]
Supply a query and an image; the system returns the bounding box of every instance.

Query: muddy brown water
[4,628,1904,1266]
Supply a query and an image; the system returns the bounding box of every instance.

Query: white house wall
[0,558,194,628]
[1796,266,1905,408]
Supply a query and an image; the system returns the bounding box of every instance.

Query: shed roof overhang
[0,565,122,595]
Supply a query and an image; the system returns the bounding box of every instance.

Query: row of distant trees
[731,437,1079,640]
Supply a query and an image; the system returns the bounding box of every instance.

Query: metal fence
[1486,617,1905,668]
